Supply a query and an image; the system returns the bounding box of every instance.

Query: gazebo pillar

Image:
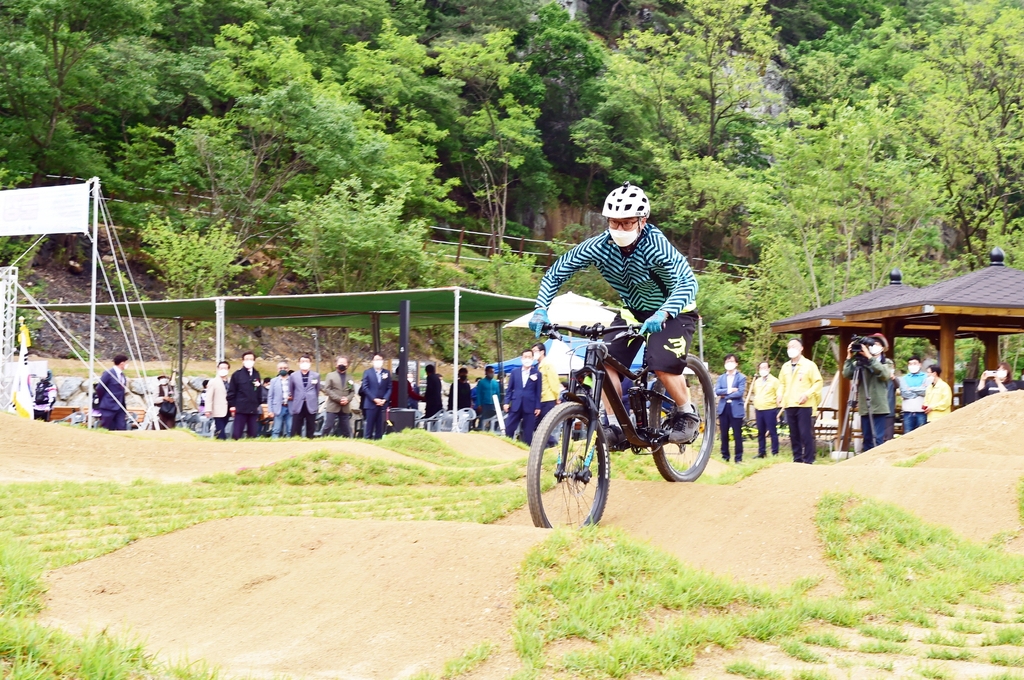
[882,319,897,357]
[939,314,957,395]
[980,333,1000,371]
[838,328,853,449]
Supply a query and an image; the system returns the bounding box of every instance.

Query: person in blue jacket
[715,354,747,462]
[503,348,542,445]
[360,354,392,440]
[97,354,129,430]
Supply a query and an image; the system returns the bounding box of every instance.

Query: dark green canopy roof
[32,287,536,329]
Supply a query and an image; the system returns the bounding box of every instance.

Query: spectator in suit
[204,361,230,439]
[267,361,291,439]
[447,367,472,411]
[322,356,355,437]
[424,364,443,418]
[360,354,392,440]
[227,351,262,440]
[504,348,542,445]
[715,354,747,463]
[97,354,129,431]
[288,355,320,438]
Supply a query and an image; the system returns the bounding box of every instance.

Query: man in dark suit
[288,354,320,438]
[424,363,443,418]
[227,350,262,440]
[360,354,392,440]
[504,348,542,445]
[715,353,747,462]
[97,354,129,430]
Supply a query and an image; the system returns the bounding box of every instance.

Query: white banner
[0,183,90,236]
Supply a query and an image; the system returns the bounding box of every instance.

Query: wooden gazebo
[771,247,1024,440]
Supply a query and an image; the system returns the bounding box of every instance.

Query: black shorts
[607,310,698,375]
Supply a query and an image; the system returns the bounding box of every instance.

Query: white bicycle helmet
[602,181,651,218]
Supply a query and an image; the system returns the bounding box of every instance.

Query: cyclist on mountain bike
[529,181,701,445]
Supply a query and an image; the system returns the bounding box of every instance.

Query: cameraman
[841,334,894,452]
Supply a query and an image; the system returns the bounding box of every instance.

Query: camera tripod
[837,358,874,457]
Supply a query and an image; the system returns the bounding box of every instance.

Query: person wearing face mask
[841,334,894,453]
[898,356,928,434]
[749,361,781,458]
[977,361,1017,399]
[778,339,824,464]
[528,182,701,447]
[288,354,321,438]
[923,364,952,421]
[714,355,747,463]
[322,356,355,437]
[360,354,391,440]
[267,361,292,439]
[227,351,263,440]
[154,374,176,430]
[504,349,542,445]
[204,361,231,440]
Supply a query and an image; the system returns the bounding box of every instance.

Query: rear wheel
[649,356,716,482]
[527,402,610,528]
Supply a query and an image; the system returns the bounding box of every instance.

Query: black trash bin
[389,408,417,433]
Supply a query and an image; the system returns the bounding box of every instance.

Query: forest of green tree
[3,0,1024,366]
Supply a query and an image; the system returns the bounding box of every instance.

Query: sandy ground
[0,414,528,482]
[43,517,547,680]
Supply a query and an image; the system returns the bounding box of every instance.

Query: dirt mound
[844,390,1024,467]
[431,432,528,462]
[43,517,547,679]
[502,462,1022,589]
[0,414,513,483]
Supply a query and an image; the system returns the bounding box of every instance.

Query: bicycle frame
[562,338,676,450]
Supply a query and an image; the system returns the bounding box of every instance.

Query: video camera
[848,335,879,355]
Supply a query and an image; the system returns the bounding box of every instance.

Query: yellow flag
[18,321,30,350]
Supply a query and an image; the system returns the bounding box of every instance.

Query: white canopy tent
[505,292,617,329]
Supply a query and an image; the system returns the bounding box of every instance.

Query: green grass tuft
[859,624,909,642]
[858,639,905,654]
[916,665,951,679]
[780,640,824,663]
[926,647,975,661]
[950,619,987,634]
[983,627,1024,647]
[726,660,783,678]
[991,650,1024,667]
[922,631,968,647]
[791,670,832,680]
[376,430,511,468]
[893,447,947,468]
[802,632,846,649]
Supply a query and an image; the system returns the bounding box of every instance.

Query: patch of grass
[859,624,909,642]
[925,647,975,661]
[983,628,1024,646]
[816,494,1024,615]
[780,640,824,663]
[516,528,823,677]
[726,660,783,678]
[922,631,968,647]
[991,650,1024,667]
[377,430,508,467]
[609,449,664,481]
[866,658,894,671]
[0,466,527,568]
[974,612,1007,623]
[916,665,951,680]
[802,632,846,649]
[792,670,831,680]
[893,446,947,468]
[698,455,786,485]
[950,619,986,634]
[442,641,495,677]
[858,639,906,654]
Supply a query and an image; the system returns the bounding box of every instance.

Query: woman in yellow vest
[922,364,952,422]
[749,361,782,457]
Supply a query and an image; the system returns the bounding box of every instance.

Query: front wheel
[526,402,610,528]
[649,355,716,482]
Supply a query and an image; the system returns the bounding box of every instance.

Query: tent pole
[214,297,225,362]
[371,314,381,355]
[176,317,184,416]
[398,300,410,409]
[698,315,704,364]
[495,320,505,400]
[453,288,460,377]
[87,178,99,428]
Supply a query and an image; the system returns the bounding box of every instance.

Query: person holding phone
[977,361,1017,399]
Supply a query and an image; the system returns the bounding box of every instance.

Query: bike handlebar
[543,322,643,342]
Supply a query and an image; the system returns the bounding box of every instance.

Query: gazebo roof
[771,270,912,333]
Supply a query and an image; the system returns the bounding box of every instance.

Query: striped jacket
[536,225,698,317]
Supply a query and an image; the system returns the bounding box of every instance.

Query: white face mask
[218,368,228,377]
[908,364,920,373]
[159,379,168,385]
[608,228,639,247]
[759,368,770,377]
[522,358,533,367]
[299,361,311,371]
[787,347,801,359]
[372,360,384,370]
[724,362,737,371]
[243,359,255,369]
[869,344,883,356]
[997,369,1008,380]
